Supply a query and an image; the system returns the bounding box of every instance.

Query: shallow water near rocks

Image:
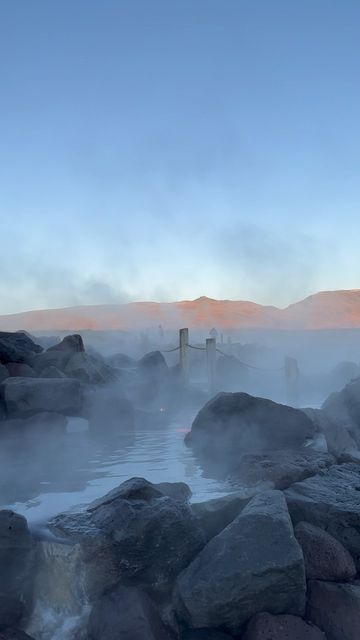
[2,415,235,525]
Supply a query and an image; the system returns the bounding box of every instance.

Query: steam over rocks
[0,377,83,418]
[175,491,306,635]
[322,377,360,448]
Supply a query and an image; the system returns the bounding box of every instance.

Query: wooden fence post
[206,337,217,397]
[284,356,299,406]
[179,328,189,385]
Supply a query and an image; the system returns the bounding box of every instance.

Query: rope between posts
[159,346,181,353]
[186,343,207,351]
[215,347,285,372]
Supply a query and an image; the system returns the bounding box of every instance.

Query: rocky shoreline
[1,330,360,639]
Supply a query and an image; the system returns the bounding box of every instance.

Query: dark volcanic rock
[1,377,83,417]
[182,631,233,640]
[186,392,315,456]
[0,631,36,640]
[138,351,168,382]
[47,334,85,352]
[0,365,8,383]
[230,449,335,489]
[295,521,356,581]
[191,491,254,541]
[285,463,360,569]
[307,580,360,640]
[0,511,36,623]
[39,365,66,379]
[89,584,172,640]
[322,377,360,447]
[175,490,306,635]
[4,364,36,378]
[243,612,326,640]
[305,407,358,457]
[49,477,204,598]
[0,595,25,631]
[0,332,42,366]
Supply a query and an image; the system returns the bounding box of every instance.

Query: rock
[39,365,67,379]
[1,377,83,417]
[307,580,360,640]
[0,332,42,366]
[175,490,306,635]
[87,477,191,509]
[295,521,356,581]
[243,612,326,640]
[285,463,360,568]
[84,384,134,432]
[186,392,316,457]
[64,352,106,384]
[0,631,36,640]
[47,334,85,352]
[0,511,37,621]
[0,365,9,383]
[191,491,253,541]
[89,584,171,640]
[49,477,205,598]
[5,364,36,378]
[155,482,192,502]
[0,595,25,631]
[138,351,168,382]
[322,377,360,446]
[108,353,136,368]
[304,407,358,457]
[182,631,233,640]
[229,449,335,489]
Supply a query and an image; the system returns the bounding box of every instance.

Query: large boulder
[0,377,83,417]
[0,332,42,366]
[191,491,255,541]
[0,365,9,383]
[322,378,360,446]
[47,334,85,352]
[48,477,204,599]
[175,491,306,635]
[89,584,172,640]
[0,631,36,640]
[64,352,117,384]
[305,407,359,457]
[137,351,168,382]
[295,521,356,581]
[182,632,233,640]
[4,364,36,378]
[307,580,360,640]
[285,463,360,568]
[243,612,326,640]
[186,392,316,457]
[0,511,37,627]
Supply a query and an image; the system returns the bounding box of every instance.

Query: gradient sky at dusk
[1,0,360,313]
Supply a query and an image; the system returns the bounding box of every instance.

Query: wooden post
[206,337,217,397]
[285,356,299,406]
[179,328,189,385]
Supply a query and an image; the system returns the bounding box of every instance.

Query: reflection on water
[1,416,233,524]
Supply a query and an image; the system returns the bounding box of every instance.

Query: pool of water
[1,414,234,524]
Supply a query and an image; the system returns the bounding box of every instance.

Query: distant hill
[1,290,360,332]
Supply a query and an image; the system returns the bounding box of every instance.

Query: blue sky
[1,0,360,313]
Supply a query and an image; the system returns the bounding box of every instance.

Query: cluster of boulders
[2,465,360,639]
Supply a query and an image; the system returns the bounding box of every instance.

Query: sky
[0,0,360,314]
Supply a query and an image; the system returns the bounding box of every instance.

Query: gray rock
[307,580,360,640]
[0,511,36,621]
[304,407,358,457]
[0,332,42,366]
[39,365,67,379]
[322,378,360,446]
[1,377,83,417]
[285,463,360,569]
[191,491,254,541]
[230,449,335,489]
[0,365,9,383]
[0,595,25,631]
[295,521,356,581]
[89,584,172,640]
[5,364,36,378]
[182,631,233,640]
[243,612,326,640]
[49,477,205,598]
[47,334,85,352]
[0,631,36,640]
[175,490,306,635]
[186,392,316,456]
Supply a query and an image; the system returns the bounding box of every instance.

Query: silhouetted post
[285,356,299,406]
[179,328,189,385]
[206,337,217,397]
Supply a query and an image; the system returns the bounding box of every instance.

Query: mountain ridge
[1,289,360,332]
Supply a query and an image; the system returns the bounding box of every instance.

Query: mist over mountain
[1,289,360,332]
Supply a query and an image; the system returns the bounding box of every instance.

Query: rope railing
[215,347,285,372]
[159,345,181,353]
